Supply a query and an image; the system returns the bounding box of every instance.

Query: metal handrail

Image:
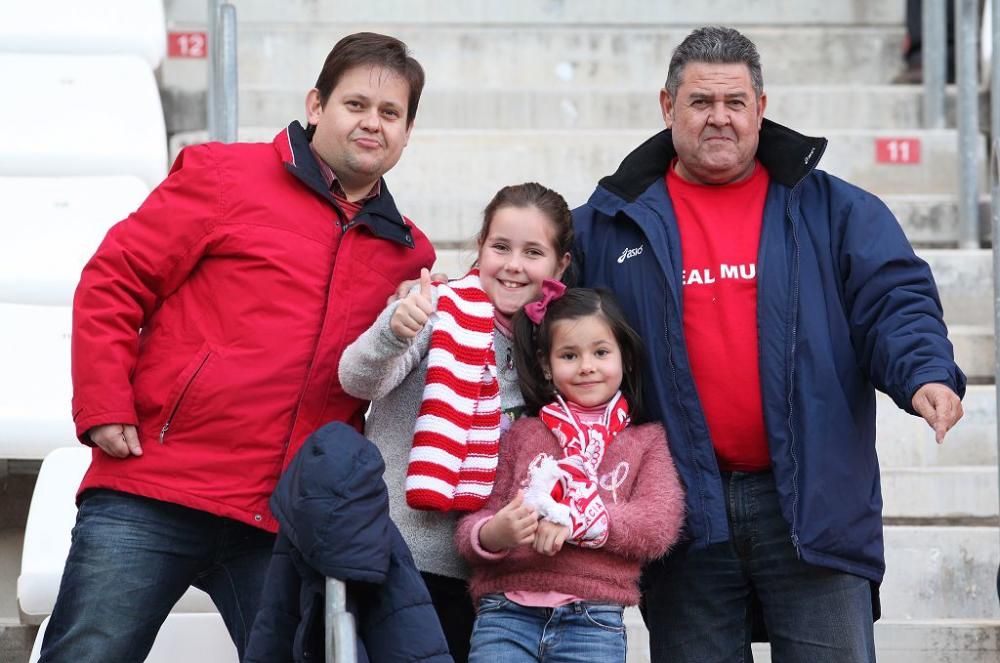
[990,0,1000,609]
[957,0,981,249]
[325,577,357,663]
[207,1,238,142]
[923,0,948,128]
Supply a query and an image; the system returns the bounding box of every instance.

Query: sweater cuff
[471,516,510,560]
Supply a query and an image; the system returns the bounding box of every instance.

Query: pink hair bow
[523,279,567,324]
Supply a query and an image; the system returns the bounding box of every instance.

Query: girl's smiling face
[477,205,570,317]
[546,314,624,408]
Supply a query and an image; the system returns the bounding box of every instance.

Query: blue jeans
[468,594,626,663]
[642,471,876,663]
[39,489,276,663]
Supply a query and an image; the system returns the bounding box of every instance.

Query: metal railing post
[924,0,948,128]
[206,0,220,139]
[206,1,237,143]
[990,0,1000,601]
[218,4,238,143]
[325,578,356,663]
[957,0,982,248]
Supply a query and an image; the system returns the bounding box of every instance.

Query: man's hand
[388,270,450,304]
[389,268,435,339]
[533,519,570,556]
[911,383,963,444]
[89,424,142,458]
[478,491,538,552]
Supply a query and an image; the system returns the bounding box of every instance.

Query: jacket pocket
[158,346,213,443]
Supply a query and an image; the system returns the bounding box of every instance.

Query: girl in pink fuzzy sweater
[455,286,685,663]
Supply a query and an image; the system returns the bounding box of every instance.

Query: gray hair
[664,26,763,100]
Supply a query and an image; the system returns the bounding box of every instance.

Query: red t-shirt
[667,160,771,471]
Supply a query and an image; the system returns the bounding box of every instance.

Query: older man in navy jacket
[573,26,965,663]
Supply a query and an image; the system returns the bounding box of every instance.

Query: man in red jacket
[39,32,435,662]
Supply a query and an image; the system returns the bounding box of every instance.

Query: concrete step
[882,194,991,247]
[619,526,1000,659]
[426,247,997,332]
[160,25,904,107]
[875,387,998,467]
[881,467,998,521]
[0,529,23,623]
[251,192,987,258]
[0,620,35,663]
[951,324,994,383]
[920,250,994,327]
[881,526,1000,620]
[623,613,1000,662]
[165,0,903,26]
[388,128,984,212]
[229,85,950,135]
[624,613,1000,662]
[170,127,986,243]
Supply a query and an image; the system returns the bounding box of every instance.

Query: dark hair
[665,26,763,100]
[476,182,574,272]
[311,32,425,127]
[513,288,644,418]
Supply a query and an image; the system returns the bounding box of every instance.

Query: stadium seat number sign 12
[168,32,208,59]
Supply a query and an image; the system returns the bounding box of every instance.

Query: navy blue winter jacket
[572,119,966,587]
[245,422,452,663]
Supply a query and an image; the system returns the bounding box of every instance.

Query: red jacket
[71,122,435,531]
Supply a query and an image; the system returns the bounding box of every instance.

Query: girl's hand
[478,491,538,552]
[390,269,434,339]
[533,519,570,556]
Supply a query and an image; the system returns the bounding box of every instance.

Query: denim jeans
[641,471,875,663]
[468,594,626,663]
[38,489,276,663]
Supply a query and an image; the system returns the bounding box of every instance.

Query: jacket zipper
[785,191,803,553]
[159,352,212,443]
[662,316,711,541]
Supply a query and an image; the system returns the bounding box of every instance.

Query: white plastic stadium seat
[0,0,166,68]
[18,448,219,625]
[29,613,238,663]
[0,176,149,306]
[0,303,75,460]
[0,54,168,188]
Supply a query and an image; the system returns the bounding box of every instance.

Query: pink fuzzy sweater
[455,417,685,606]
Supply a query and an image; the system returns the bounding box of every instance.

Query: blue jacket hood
[270,421,391,584]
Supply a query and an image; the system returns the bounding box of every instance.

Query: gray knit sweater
[338,290,525,580]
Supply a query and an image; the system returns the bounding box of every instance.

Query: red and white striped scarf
[525,392,630,547]
[406,270,500,511]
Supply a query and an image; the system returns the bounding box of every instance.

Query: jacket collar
[275,121,416,249]
[597,118,827,206]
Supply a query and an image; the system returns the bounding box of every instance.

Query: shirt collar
[309,145,381,202]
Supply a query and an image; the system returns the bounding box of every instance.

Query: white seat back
[0,54,168,188]
[0,176,149,306]
[18,448,220,622]
[17,447,90,620]
[0,303,75,460]
[0,0,166,68]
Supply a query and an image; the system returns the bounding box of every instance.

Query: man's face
[306,64,412,200]
[660,62,766,185]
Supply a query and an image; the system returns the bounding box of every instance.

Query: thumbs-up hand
[390,268,435,340]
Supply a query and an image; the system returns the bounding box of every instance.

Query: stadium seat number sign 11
[875,137,921,164]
